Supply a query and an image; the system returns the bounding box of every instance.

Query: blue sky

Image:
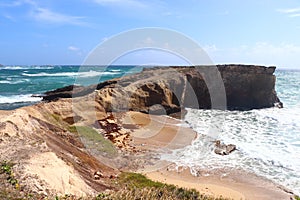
[0,0,300,68]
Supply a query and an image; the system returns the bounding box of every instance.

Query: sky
[1,0,300,69]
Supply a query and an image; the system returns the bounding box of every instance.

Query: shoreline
[125,111,294,200]
[145,165,293,200]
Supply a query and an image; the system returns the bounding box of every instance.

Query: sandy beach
[146,167,292,200]
[121,111,294,200]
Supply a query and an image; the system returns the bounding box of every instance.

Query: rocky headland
[0,65,293,199]
[42,65,282,112]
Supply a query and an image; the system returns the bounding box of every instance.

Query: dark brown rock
[214,140,236,155]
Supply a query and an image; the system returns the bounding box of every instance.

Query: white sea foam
[0,94,42,104]
[22,70,119,78]
[0,80,11,84]
[110,69,121,72]
[0,79,29,84]
[1,66,54,70]
[161,107,300,195]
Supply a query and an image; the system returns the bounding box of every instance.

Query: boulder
[214,140,236,155]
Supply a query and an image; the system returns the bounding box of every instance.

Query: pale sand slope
[23,152,95,196]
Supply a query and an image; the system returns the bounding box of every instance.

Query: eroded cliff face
[217,65,280,109]
[0,99,117,196]
[43,65,282,113]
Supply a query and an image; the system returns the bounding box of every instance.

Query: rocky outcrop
[42,65,282,113]
[214,140,236,155]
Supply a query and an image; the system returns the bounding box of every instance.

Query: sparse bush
[0,161,18,187]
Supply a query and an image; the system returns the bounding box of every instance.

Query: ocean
[0,65,299,195]
[0,65,142,110]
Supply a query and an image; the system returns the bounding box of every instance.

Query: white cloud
[68,46,80,51]
[277,7,300,14]
[0,1,23,7]
[1,0,87,25]
[31,8,86,25]
[289,13,300,17]
[277,7,300,17]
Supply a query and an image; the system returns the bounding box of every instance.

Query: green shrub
[118,172,164,188]
[0,161,18,187]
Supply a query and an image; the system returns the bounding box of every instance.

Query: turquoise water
[0,65,142,110]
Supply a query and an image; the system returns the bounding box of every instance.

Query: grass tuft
[118,172,165,188]
[69,126,117,157]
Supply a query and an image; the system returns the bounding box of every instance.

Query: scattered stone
[94,171,104,180]
[109,174,118,179]
[274,101,283,108]
[214,140,236,155]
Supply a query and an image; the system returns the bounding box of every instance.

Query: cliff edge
[43,65,282,113]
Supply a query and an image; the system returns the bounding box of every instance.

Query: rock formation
[214,140,237,155]
[41,65,282,113]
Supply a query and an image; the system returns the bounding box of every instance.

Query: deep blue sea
[0,65,299,194]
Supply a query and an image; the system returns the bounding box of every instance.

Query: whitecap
[22,70,119,78]
[0,80,11,84]
[1,66,54,70]
[110,69,121,72]
[0,79,29,84]
[0,94,42,104]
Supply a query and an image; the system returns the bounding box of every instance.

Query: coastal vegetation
[0,164,231,200]
[68,126,117,157]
